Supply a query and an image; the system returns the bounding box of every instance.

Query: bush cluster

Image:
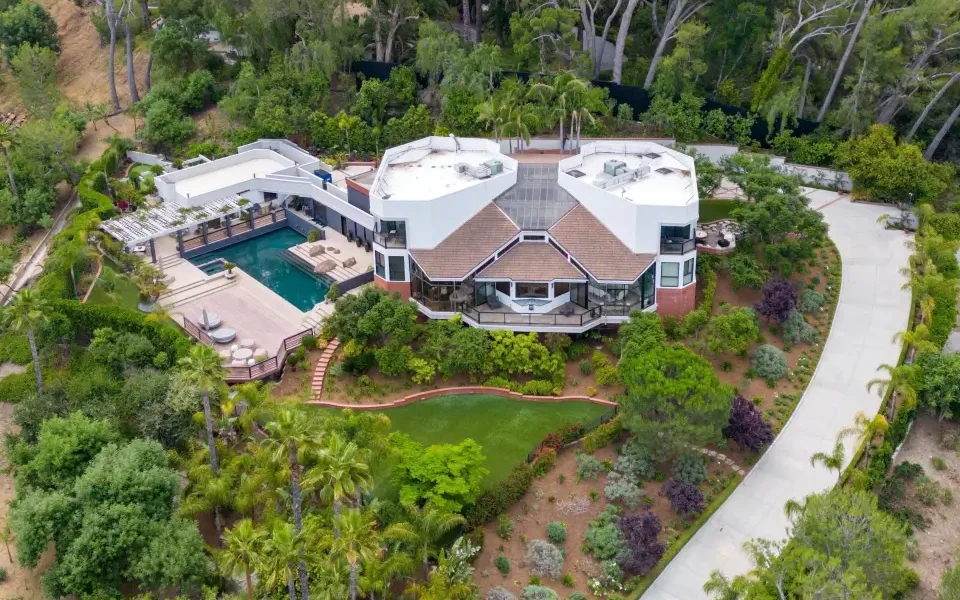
[724,395,774,452]
[583,505,627,561]
[465,463,534,528]
[582,416,623,453]
[521,586,559,600]
[604,470,645,508]
[782,310,814,345]
[576,452,606,480]
[525,539,564,580]
[546,521,567,544]
[487,587,516,600]
[798,288,825,313]
[671,454,707,486]
[660,479,705,517]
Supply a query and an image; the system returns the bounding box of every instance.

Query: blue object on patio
[210,328,237,344]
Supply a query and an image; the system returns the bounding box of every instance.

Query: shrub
[522,586,559,600]
[660,479,705,517]
[325,282,340,302]
[671,454,707,486]
[466,464,534,527]
[576,453,606,480]
[307,229,321,242]
[931,456,947,471]
[521,380,555,396]
[604,471,645,508]
[484,375,515,390]
[342,344,375,375]
[706,305,760,355]
[756,277,797,324]
[727,252,768,290]
[613,451,655,480]
[495,555,511,576]
[578,359,594,375]
[568,594,587,600]
[798,288,825,313]
[407,357,437,384]
[586,386,598,396]
[751,344,788,381]
[583,416,623,453]
[930,213,960,242]
[782,309,814,345]
[591,350,610,370]
[301,335,318,350]
[915,475,945,506]
[618,512,666,576]
[546,521,567,544]
[562,573,575,587]
[595,365,620,386]
[0,566,7,582]
[724,394,774,452]
[544,332,572,353]
[532,448,557,477]
[497,514,515,540]
[584,505,627,561]
[525,539,564,580]
[488,587,516,600]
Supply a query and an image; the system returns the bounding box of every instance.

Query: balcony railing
[660,238,696,255]
[462,305,604,328]
[374,232,406,249]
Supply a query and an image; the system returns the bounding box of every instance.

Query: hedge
[929,280,959,349]
[0,366,40,403]
[50,300,193,360]
[464,463,534,528]
[0,332,32,365]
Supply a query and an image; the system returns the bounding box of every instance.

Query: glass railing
[660,238,696,254]
[461,305,603,327]
[374,233,406,249]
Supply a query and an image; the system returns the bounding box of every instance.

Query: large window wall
[410,260,469,311]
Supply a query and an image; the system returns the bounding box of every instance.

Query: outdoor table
[198,312,222,330]
[239,338,255,349]
[210,328,237,344]
[233,348,253,361]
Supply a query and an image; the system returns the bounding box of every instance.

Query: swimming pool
[190,227,330,312]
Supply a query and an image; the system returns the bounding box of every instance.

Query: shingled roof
[476,242,586,282]
[408,203,519,279]
[548,204,655,281]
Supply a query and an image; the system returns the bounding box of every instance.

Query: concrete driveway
[641,194,913,600]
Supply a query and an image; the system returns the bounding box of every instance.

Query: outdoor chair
[487,296,502,310]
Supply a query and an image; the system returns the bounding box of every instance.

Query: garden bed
[473,438,741,599]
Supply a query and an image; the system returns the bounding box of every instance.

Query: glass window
[683,258,695,285]
[375,252,386,278]
[495,281,511,296]
[388,255,405,281]
[524,234,546,241]
[641,264,656,308]
[661,225,691,240]
[376,220,407,248]
[516,283,548,298]
[660,262,679,287]
[554,282,570,296]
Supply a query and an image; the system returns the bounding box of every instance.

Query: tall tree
[579,0,624,78]
[317,433,374,525]
[384,504,466,573]
[104,0,122,110]
[817,0,874,121]
[178,344,226,476]
[261,520,303,600]
[327,510,381,600]
[3,290,49,393]
[122,0,140,104]
[0,123,19,199]
[906,73,960,142]
[220,519,264,600]
[643,0,712,89]
[10,44,60,119]
[924,99,960,160]
[611,0,640,83]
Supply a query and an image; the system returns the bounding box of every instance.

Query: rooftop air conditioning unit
[455,162,493,179]
[637,164,652,178]
[483,159,504,175]
[604,160,627,176]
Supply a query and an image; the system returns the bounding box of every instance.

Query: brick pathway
[310,339,339,400]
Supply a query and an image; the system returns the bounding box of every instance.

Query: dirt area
[473,440,739,598]
[0,0,149,114]
[0,403,49,600]
[76,113,137,162]
[894,414,960,600]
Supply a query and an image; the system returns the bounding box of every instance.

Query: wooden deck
[182,210,286,251]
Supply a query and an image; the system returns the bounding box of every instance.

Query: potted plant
[307,229,320,243]
[224,262,237,279]
[133,263,169,312]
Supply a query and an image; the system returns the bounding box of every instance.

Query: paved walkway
[642,194,913,600]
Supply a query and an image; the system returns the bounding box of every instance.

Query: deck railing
[462,305,604,328]
[179,318,314,382]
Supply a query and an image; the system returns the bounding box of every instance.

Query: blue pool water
[190,227,330,311]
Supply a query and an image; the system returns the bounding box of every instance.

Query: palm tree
[0,123,18,198]
[326,509,381,600]
[178,344,226,475]
[501,104,539,153]
[837,411,889,458]
[405,570,475,600]
[263,407,321,600]
[475,94,507,143]
[317,434,374,527]
[261,520,303,600]
[384,504,466,574]
[893,323,938,357]
[221,381,273,438]
[133,262,169,306]
[220,519,264,600]
[182,461,234,533]
[867,363,918,412]
[4,290,50,393]
[809,440,845,477]
[359,545,414,600]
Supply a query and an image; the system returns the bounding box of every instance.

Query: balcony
[660,237,696,255]
[462,304,604,328]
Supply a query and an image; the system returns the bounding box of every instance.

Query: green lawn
[377,394,612,488]
[700,199,740,223]
[87,265,141,310]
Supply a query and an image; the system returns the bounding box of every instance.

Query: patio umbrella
[202,308,210,330]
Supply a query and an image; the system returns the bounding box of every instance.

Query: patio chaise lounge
[487,296,502,310]
[210,328,237,344]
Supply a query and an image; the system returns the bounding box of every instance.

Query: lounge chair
[308,244,326,257]
[487,296,502,310]
[343,257,357,269]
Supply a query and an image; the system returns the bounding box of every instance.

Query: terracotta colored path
[310,339,339,400]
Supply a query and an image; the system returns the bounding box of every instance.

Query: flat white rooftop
[568,150,696,207]
[377,148,512,201]
[174,156,289,198]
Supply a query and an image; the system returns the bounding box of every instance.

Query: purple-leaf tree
[618,512,667,576]
[724,395,774,452]
[755,276,797,324]
[660,479,705,518]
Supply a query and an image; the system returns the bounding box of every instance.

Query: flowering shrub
[671,454,707,486]
[756,276,797,324]
[724,394,774,452]
[525,539,564,580]
[660,479,705,517]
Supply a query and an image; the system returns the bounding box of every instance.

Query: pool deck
[286,225,374,283]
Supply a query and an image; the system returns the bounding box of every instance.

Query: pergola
[99,195,263,246]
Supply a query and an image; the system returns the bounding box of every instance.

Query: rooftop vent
[455,162,494,179]
[568,169,586,178]
[655,167,674,175]
[644,152,662,159]
[483,159,504,175]
[603,159,627,176]
[595,163,652,190]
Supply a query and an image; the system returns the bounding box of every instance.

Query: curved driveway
[642,193,913,600]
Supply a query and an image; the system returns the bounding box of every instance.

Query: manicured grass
[87,265,141,310]
[700,199,739,222]
[379,394,611,488]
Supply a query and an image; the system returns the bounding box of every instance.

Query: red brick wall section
[374,274,412,300]
[657,284,697,317]
[306,386,618,410]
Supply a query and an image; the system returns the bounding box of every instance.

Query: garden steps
[163,278,237,308]
[310,339,340,401]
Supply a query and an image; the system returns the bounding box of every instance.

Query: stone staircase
[160,274,236,308]
[311,339,340,400]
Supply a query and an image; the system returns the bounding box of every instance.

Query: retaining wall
[308,386,618,410]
